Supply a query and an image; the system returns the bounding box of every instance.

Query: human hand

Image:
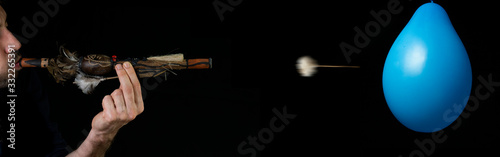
[91,62,144,140]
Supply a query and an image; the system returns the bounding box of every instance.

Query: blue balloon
[382,2,472,132]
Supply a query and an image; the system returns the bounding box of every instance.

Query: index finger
[116,63,135,108]
[122,62,143,104]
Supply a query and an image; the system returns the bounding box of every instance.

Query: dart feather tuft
[296,56,318,77]
[74,73,103,94]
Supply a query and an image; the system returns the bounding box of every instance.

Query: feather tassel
[74,74,103,94]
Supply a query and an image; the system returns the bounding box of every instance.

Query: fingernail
[116,64,123,70]
[124,62,131,68]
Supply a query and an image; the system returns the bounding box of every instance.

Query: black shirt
[1,69,69,156]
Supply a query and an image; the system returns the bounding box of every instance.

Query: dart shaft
[316,65,360,68]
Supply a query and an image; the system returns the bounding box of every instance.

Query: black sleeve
[30,69,70,157]
[0,69,69,156]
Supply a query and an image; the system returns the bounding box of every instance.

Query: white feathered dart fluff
[296,56,360,77]
[296,56,318,77]
[74,74,104,94]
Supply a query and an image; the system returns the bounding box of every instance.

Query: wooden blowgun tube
[114,58,212,70]
[19,58,212,69]
[19,58,50,68]
[19,57,212,76]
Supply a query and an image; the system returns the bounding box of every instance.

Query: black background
[2,0,499,156]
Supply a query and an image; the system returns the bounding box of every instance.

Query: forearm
[66,129,117,157]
